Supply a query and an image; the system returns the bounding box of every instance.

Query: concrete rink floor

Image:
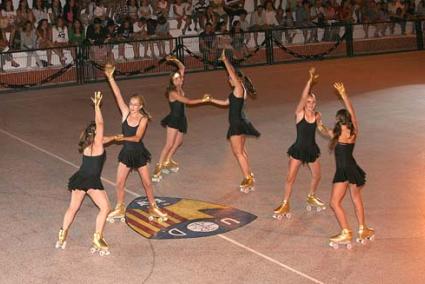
[1,51,425,284]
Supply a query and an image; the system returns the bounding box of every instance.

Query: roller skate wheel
[90,247,97,254]
[120,217,126,223]
[107,218,115,224]
[55,241,60,249]
[158,217,167,222]
[316,207,322,212]
[162,168,170,174]
[368,234,375,241]
[306,205,312,211]
[329,242,338,249]
[346,243,352,250]
[148,216,154,221]
[99,250,105,256]
[286,213,291,219]
[171,168,179,173]
[250,187,255,192]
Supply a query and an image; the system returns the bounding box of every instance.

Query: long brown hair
[165,71,179,97]
[130,94,152,120]
[329,109,355,150]
[78,121,96,153]
[237,70,256,98]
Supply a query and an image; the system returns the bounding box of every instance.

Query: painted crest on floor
[125,196,257,239]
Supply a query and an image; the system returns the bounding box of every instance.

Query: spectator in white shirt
[32,0,49,25]
[52,17,69,65]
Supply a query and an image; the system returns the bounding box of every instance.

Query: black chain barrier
[0,63,74,89]
[273,32,346,60]
[181,39,267,66]
[89,47,179,76]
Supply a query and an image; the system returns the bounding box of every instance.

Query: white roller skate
[164,159,179,173]
[356,225,375,245]
[55,228,68,249]
[306,194,326,212]
[90,232,110,256]
[106,203,126,223]
[240,176,255,193]
[273,200,291,220]
[329,229,353,249]
[148,203,168,222]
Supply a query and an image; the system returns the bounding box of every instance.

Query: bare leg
[349,184,366,226]
[307,159,321,195]
[158,127,179,164]
[115,162,131,204]
[282,157,303,201]
[230,135,250,177]
[87,189,111,234]
[166,131,184,161]
[330,182,350,229]
[61,190,86,230]
[137,165,156,205]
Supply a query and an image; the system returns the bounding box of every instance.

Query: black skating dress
[118,115,151,169]
[287,114,320,163]
[333,142,366,186]
[227,91,260,139]
[68,151,106,191]
[161,100,187,133]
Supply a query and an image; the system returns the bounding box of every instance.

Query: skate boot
[240,176,255,193]
[356,225,375,244]
[329,229,353,249]
[148,203,168,222]
[90,232,110,256]
[249,172,255,182]
[152,163,165,182]
[273,200,291,220]
[306,194,326,212]
[164,159,179,173]
[106,203,126,223]
[55,228,68,249]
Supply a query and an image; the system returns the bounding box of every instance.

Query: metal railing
[0,19,424,92]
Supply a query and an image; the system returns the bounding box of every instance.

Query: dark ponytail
[329,109,355,150]
[78,121,96,153]
[237,70,257,98]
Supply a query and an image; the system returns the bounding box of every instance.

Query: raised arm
[104,64,129,120]
[166,55,185,78]
[91,91,105,147]
[219,50,244,97]
[295,67,319,114]
[333,82,359,133]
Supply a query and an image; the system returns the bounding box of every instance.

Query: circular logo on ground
[125,197,257,240]
[187,221,219,233]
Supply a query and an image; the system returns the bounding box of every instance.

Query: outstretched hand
[202,94,212,103]
[333,82,347,97]
[166,55,178,62]
[309,67,319,85]
[114,134,124,141]
[104,64,115,79]
[91,91,103,107]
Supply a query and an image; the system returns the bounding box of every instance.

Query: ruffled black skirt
[161,115,188,134]
[68,172,104,192]
[333,165,366,187]
[227,119,261,139]
[118,146,152,169]
[287,144,320,163]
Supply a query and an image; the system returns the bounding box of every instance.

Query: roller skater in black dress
[104,64,168,224]
[317,82,374,249]
[273,68,326,220]
[56,92,117,256]
[209,50,260,193]
[152,55,210,182]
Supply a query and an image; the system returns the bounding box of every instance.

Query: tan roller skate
[240,176,255,193]
[356,225,375,245]
[164,159,179,173]
[273,200,291,220]
[306,194,326,212]
[90,232,110,256]
[106,203,126,223]
[148,203,168,222]
[152,163,165,182]
[55,228,68,249]
[329,229,353,249]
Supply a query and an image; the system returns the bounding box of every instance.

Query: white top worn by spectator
[184,1,193,16]
[133,21,147,33]
[139,4,153,19]
[52,26,69,44]
[250,9,266,26]
[21,30,38,49]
